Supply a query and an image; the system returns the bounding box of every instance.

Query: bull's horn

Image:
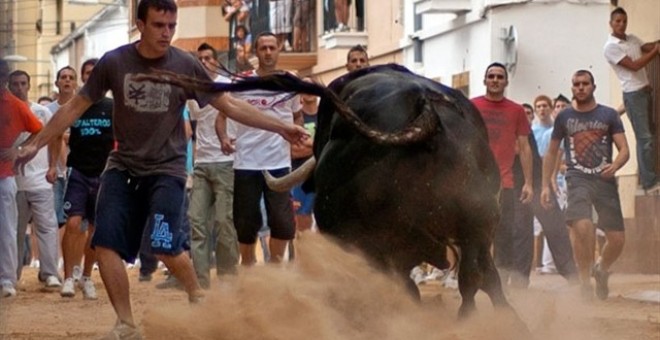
[264,157,317,192]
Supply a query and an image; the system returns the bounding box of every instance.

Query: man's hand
[519,183,533,204]
[220,137,236,155]
[3,144,40,176]
[600,163,617,178]
[281,124,310,145]
[46,166,58,184]
[540,186,553,210]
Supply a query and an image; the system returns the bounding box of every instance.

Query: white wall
[83,6,129,62]
[404,0,612,104]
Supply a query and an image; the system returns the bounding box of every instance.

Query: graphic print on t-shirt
[123,74,171,112]
[566,117,608,175]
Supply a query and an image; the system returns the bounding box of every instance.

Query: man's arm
[517,135,533,204]
[16,94,92,167]
[601,132,630,178]
[210,92,309,144]
[641,40,660,53]
[541,139,561,210]
[617,42,659,72]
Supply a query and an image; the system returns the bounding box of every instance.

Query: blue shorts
[565,176,624,231]
[63,168,100,222]
[92,169,189,262]
[292,184,315,215]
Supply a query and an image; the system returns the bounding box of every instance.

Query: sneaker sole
[60,292,75,298]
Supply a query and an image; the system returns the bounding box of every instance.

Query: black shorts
[233,168,295,244]
[63,168,101,221]
[565,176,624,231]
[92,169,189,262]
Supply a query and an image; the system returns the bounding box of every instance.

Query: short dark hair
[137,0,177,22]
[56,66,76,81]
[554,94,570,105]
[197,42,218,59]
[484,62,508,80]
[80,58,99,78]
[346,45,368,62]
[9,70,30,84]
[522,103,533,112]
[610,7,627,20]
[574,69,595,85]
[37,96,53,103]
[0,59,9,76]
[253,31,277,50]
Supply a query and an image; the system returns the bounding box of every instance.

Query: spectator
[541,70,629,301]
[604,7,660,194]
[293,0,313,52]
[233,24,253,56]
[37,96,53,106]
[269,0,293,51]
[0,58,43,298]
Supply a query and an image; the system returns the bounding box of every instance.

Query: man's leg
[569,219,595,285]
[264,170,296,263]
[96,246,134,326]
[188,165,213,287]
[0,178,19,294]
[211,162,238,274]
[623,89,658,189]
[234,170,265,266]
[61,216,86,280]
[599,230,625,271]
[15,191,30,281]
[156,252,201,300]
[26,189,60,284]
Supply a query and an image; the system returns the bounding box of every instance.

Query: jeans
[623,89,658,189]
[0,177,18,286]
[16,189,60,281]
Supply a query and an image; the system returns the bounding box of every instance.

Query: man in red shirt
[471,62,533,287]
[0,59,43,298]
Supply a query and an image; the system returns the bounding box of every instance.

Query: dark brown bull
[136,65,520,321]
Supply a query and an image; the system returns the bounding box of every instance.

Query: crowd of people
[0,0,658,339]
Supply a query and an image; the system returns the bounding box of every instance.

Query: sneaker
[80,278,98,300]
[45,275,62,288]
[592,263,610,300]
[645,182,660,195]
[155,275,183,290]
[29,259,40,268]
[72,265,83,282]
[102,321,142,340]
[60,278,76,298]
[1,282,16,298]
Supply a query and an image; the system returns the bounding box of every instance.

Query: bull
[136,64,518,320]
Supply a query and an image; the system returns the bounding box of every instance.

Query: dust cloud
[141,233,650,340]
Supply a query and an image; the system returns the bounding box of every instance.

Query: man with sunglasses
[471,62,533,288]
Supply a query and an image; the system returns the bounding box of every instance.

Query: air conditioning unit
[413,0,472,15]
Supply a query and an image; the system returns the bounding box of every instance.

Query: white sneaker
[29,259,40,268]
[646,182,660,195]
[72,265,83,282]
[45,275,62,288]
[1,282,16,298]
[60,278,75,298]
[80,278,98,300]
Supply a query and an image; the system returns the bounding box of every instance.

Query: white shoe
[60,278,75,298]
[80,278,98,300]
[29,259,40,268]
[45,275,62,288]
[645,182,660,195]
[1,282,16,298]
[72,265,83,282]
[102,321,142,340]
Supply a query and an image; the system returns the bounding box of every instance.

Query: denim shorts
[292,184,315,215]
[565,176,624,231]
[63,168,101,222]
[92,169,189,262]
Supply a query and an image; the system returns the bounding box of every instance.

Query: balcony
[413,0,472,15]
[321,31,368,50]
[225,1,317,73]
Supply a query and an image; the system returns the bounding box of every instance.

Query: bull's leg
[457,245,480,319]
[478,247,510,308]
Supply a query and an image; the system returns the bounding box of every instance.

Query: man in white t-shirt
[231,32,302,264]
[8,70,61,289]
[187,43,240,288]
[604,7,660,194]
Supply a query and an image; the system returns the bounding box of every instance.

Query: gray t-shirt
[551,104,625,179]
[80,42,215,178]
